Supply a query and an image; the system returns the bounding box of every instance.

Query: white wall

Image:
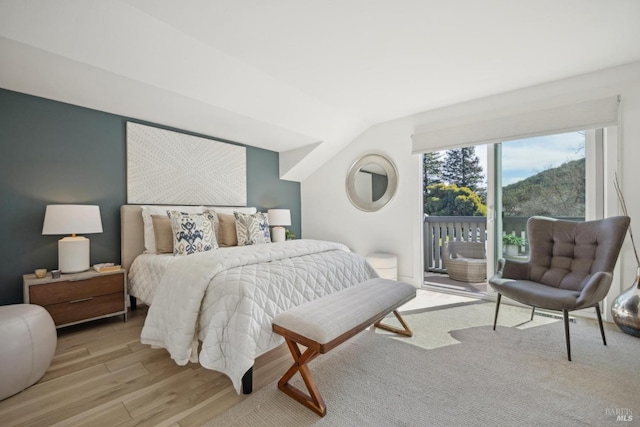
[302,61,640,316]
[301,118,423,285]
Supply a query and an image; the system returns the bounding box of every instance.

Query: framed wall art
[126,122,247,206]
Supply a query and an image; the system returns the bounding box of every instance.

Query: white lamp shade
[267,209,291,227]
[42,205,103,235]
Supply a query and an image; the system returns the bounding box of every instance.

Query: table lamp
[42,205,103,273]
[267,209,291,243]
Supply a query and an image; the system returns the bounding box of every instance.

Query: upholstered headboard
[120,205,257,270]
[121,205,147,270]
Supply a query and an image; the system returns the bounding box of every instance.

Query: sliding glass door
[485,128,619,317]
[497,131,586,260]
[416,97,620,307]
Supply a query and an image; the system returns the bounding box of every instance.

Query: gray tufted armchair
[489,216,630,361]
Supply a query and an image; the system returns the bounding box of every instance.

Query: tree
[424,183,487,217]
[502,158,584,217]
[441,147,484,193]
[423,152,443,190]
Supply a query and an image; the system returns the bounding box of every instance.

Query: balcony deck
[423,215,583,295]
[424,271,487,294]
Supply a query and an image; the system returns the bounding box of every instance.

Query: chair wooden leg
[374,310,413,337]
[563,309,571,361]
[493,293,501,330]
[278,338,326,416]
[530,306,535,321]
[595,304,607,346]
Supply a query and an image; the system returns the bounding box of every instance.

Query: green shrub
[502,234,525,246]
[424,183,486,216]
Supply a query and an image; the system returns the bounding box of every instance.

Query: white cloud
[504,176,526,186]
[501,133,584,176]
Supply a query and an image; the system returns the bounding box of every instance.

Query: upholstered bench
[272,278,416,416]
[0,304,57,401]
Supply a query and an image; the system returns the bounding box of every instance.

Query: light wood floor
[0,306,292,426]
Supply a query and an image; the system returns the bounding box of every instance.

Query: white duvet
[128,253,176,305]
[139,239,377,393]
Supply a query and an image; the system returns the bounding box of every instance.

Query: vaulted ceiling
[1,1,639,181]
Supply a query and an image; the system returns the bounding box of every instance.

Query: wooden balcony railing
[423,215,584,273]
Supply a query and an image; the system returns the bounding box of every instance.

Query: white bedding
[128,253,177,305]
[138,239,377,393]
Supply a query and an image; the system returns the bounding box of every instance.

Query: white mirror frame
[345,153,398,212]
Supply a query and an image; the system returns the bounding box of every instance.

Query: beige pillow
[151,215,174,254]
[217,213,238,247]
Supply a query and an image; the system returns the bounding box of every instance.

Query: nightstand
[23,269,127,328]
[366,253,398,280]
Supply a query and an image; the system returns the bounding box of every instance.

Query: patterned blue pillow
[167,210,218,256]
[234,212,271,245]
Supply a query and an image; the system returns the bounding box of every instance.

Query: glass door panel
[497,131,587,261]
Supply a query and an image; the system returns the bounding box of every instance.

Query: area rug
[206,303,640,426]
[423,273,487,293]
[397,288,479,314]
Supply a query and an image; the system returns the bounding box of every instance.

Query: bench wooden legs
[278,338,326,416]
[277,310,412,417]
[374,310,413,337]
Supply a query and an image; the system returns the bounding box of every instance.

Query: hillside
[502,158,585,217]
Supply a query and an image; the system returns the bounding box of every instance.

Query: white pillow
[209,207,257,215]
[141,205,205,253]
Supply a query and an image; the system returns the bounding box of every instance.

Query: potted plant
[503,234,525,257]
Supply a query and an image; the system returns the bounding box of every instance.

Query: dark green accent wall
[0,88,301,305]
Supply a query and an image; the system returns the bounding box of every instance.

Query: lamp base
[271,226,285,243]
[59,236,90,273]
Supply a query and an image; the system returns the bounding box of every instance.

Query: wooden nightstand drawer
[29,274,124,306]
[43,292,124,326]
[24,269,127,328]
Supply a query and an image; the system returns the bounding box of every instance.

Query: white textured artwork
[127,122,247,205]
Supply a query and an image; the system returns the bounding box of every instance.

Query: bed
[120,205,377,393]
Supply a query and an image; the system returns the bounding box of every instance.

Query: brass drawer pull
[69,297,93,304]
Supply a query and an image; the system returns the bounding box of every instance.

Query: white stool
[0,304,57,401]
[366,253,398,280]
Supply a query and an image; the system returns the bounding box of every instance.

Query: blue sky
[500,131,585,185]
[472,131,585,186]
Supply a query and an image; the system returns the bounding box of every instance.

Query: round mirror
[346,154,398,212]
